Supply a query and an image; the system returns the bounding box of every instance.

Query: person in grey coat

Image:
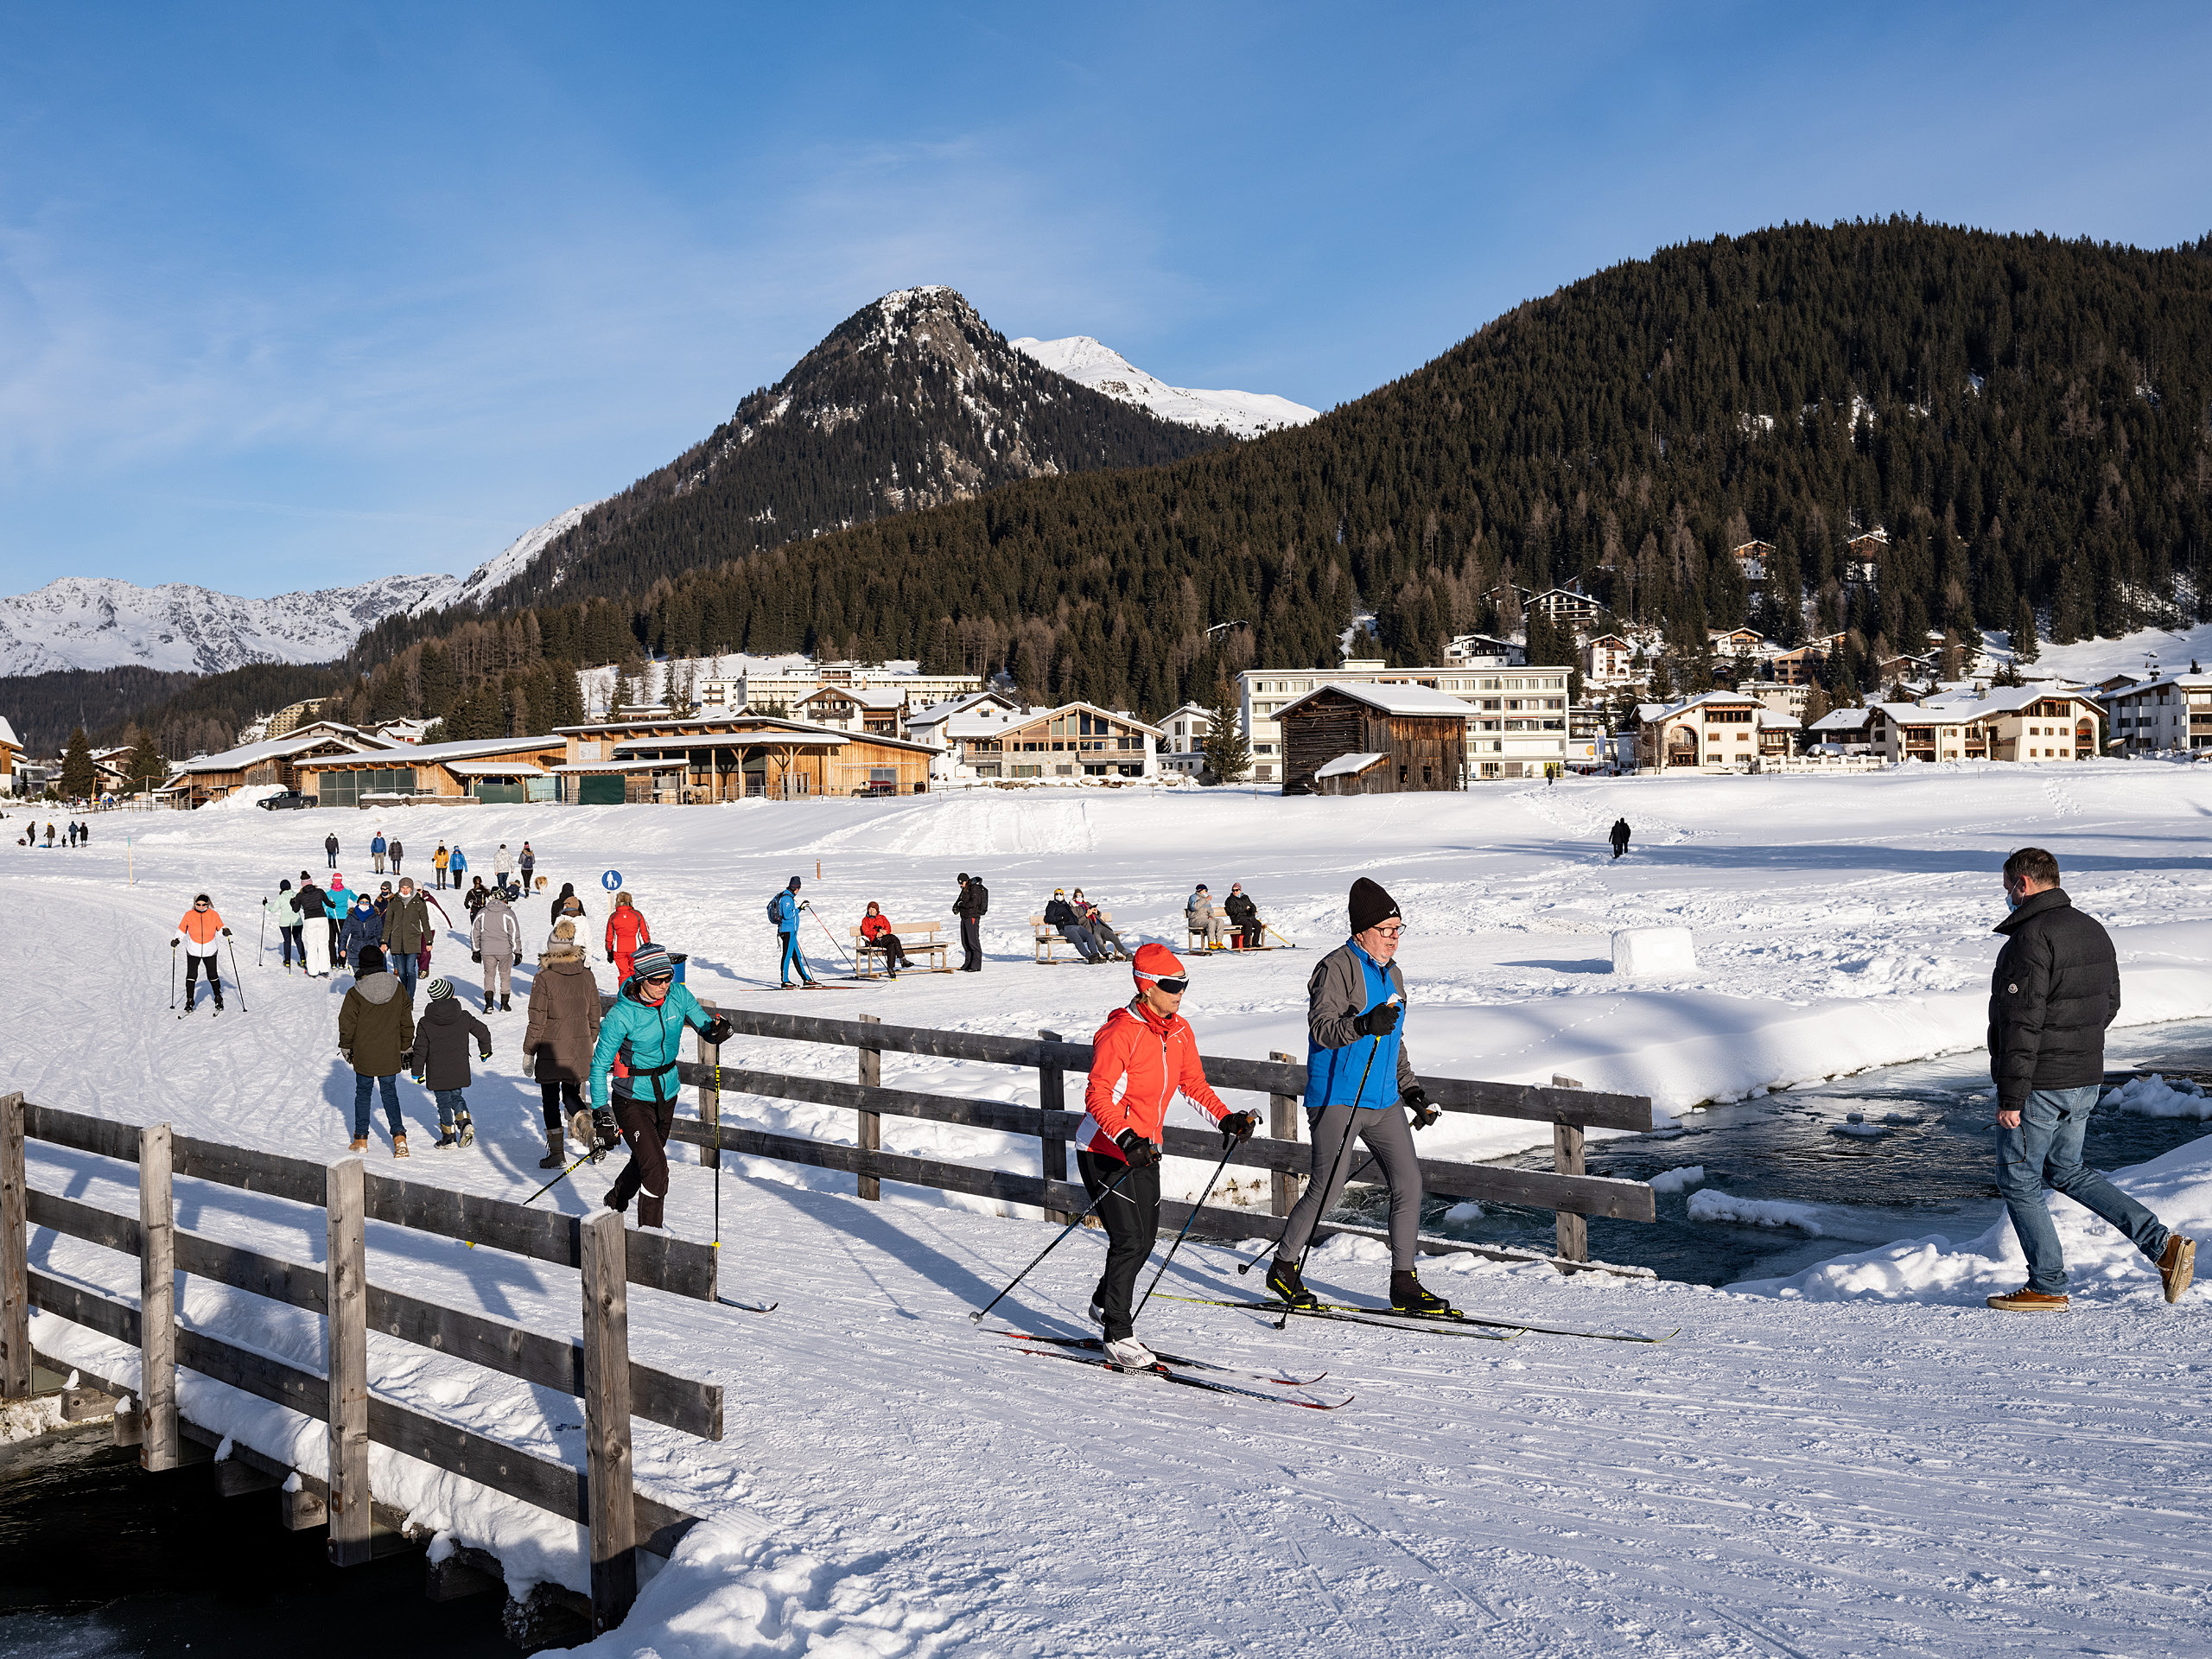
[471,888,524,1013]
[1984,847,2196,1311]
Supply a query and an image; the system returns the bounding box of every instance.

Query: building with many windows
[152,721,394,809]
[1155,702,1213,778]
[932,702,1161,783]
[1635,690,1789,772]
[2101,673,2212,754]
[552,715,935,803]
[695,662,983,718]
[294,735,571,806]
[1240,663,1570,783]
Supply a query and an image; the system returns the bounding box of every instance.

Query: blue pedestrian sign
[601,869,623,892]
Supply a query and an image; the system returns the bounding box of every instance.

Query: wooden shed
[1276,683,1469,795]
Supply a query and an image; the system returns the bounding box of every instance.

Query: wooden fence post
[1038,1030,1069,1224]
[696,1000,720,1173]
[1268,1053,1300,1217]
[326,1156,371,1565]
[581,1210,637,1633]
[855,1014,881,1202]
[138,1123,178,1471]
[1551,1075,1587,1264]
[0,1094,28,1400]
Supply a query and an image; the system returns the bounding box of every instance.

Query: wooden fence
[677,1005,1655,1271]
[0,1092,723,1637]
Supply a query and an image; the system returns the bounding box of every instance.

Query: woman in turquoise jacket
[589,944,731,1229]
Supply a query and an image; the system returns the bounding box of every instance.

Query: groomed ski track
[7,777,2212,1655]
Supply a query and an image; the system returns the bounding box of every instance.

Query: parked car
[257,791,316,810]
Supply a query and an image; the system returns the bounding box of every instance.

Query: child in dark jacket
[404,978,493,1148]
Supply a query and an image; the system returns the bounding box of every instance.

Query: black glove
[1403,1086,1440,1129]
[1217,1110,1258,1147]
[700,1016,734,1046]
[472,950,481,963]
[1354,1001,1401,1039]
[221,928,232,938]
[1116,1130,1162,1168]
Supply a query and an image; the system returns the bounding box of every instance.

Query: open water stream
[1336,1017,2212,1287]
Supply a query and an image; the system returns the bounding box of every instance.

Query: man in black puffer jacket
[1984,847,2195,1313]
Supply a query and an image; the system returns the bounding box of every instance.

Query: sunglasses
[1149,976,1189,995]
[642,972,674,986]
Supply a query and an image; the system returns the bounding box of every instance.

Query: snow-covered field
[5,762,2211,1656]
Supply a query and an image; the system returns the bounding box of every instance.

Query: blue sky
[2,2,2208,599]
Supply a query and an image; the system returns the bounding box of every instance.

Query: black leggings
[183,954,222,1001]
[538,1077,582,1137]
[1078,1147,1160,1341]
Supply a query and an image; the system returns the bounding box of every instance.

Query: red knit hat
[1132,942,1185,987]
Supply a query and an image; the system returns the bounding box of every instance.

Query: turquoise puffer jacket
[590,980,711,1109]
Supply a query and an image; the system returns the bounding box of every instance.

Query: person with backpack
[380,878,433,1000]
[770,876,817,988]
[172,893,230,1014]
[472,885,523,1012]
[404,978,491,1150]
[605,891,652,985]
[371,830,387,874]
[1078,943,1254,1369]
[954,872,987,972]
[590,945,734,1229]
[339,944,414,1156]
[324,831,340,869]
[518,842,536,890]
[524,920,607,1168]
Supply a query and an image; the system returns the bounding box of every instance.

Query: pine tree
[2013,597,2041,664]
[1200,681,1249,785]
[60,728,97,800]
[123,726,168,791]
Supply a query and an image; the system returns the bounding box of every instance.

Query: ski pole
[969,1161,1139,1325]
[802,901,855,970]
[523,1147,595,1205]
[169,943,176,1010]
[1135,1138,1239,1319]
[1264,925,1298,950]
[258,899,267,965]
[226,937,248,1012]
[1237,1147,1381,1276]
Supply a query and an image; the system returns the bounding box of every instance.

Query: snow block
[1611,926,1697,977]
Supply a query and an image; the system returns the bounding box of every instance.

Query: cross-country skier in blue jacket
[588,944,733,1229]
[771,875,817,989]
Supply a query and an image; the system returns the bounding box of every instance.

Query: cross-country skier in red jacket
[1077,942,1256,1369]
[605,891,652,985]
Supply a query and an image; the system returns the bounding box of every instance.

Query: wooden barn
[1276,683,1470,795]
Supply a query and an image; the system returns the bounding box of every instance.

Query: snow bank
[2104,1072,2212,1119]
[1732,1131,2212,1304]
[1687,1189,1829,1234]
[1648,1165,1706,1194]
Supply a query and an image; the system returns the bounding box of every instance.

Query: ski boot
[456,1109,474,1148]
[1103,1337,1157,1370]
[1266,1258,1319,1310]
[392,1132,410,1160]
[1389,1268,1457,1318]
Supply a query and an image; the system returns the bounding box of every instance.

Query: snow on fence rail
[675,1003,1657,1272]
[0,1092,722,1638]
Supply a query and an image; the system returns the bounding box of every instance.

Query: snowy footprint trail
[7,769,2212,1654]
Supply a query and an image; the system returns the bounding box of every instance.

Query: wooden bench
[1188,914,1280,952]
[848,922,952,977]
[1031,912,1116,964]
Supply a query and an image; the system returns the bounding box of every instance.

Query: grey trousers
[1275,1100,1422,1270]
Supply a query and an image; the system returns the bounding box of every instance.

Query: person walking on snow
[404,978,491,1149]
[381,878,433,1001]
[339,944,414,1156]
[590,945,733,1229]
[371,830,387,874]
[1610,818,1631,859]
[324,831,340,869]
[448,845,467,887]
[953,872,987,971]
[524,922,607,1167]
[433,842,450,890]
[606,891,652,985]
[1077,943,1255,1369]
[493,842,512,887]
[1985,848,2196,1311]
[518,842,535,890]
[339,895,382,974]
[1266,876,1452,1318]
[772,876,817,988]
[473,885,522,1011]
[549,880,582,927]
[462,874,490,923]
[173,894,229,1013]
[274,879,304,970]
[387,837,404,878]
[294,874,335,977]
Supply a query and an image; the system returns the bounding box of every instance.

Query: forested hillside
[6,663,352,760]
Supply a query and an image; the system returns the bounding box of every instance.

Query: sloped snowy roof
[1275,683,1473,721]
[1639,690,1764,721]
[0,716,18,750]
[296,735,563,768]
[1313,752,1388,779]
[170,723,389,775]
[802,686,908,710]
[1758,709,1802,730]
[1809,708,1874,730]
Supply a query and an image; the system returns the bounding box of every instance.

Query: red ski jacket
[1081,1001,1229,1161]
[605,906,652,960]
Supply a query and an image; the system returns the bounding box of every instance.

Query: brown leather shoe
[1986,1286,2070,1312]
[2158,1236,2196,1305]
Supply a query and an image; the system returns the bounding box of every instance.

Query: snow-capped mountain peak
[1010,335,1317,438]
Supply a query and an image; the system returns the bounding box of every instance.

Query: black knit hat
[1349,877,1400,935]
[357,944,386,976]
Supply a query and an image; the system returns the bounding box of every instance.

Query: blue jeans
[434,1089,468,1130]
[353,1073,404,1140]
[779,930,811,985]
[1998,1085,2171,1294]
[395,953,420,999]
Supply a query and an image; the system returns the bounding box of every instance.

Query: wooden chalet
[293,734,572,806]
[553,715,936,803]
[153,721,392,809]
[1275,683,1469,796]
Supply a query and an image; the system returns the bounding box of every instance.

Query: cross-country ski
[990,1330,1329,1387]
[1010,1345,1353,1410]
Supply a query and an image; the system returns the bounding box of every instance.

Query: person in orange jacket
[173,893,231,1014]
[1077,942,1255,1369]
[605,891,652,984]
